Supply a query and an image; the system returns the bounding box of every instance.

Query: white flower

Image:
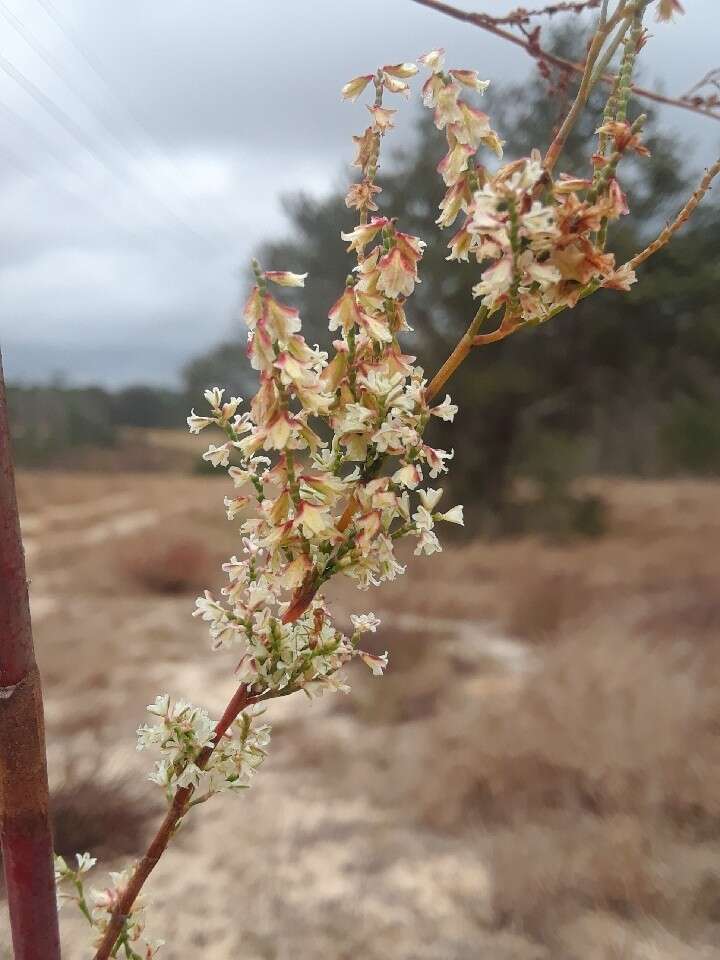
[414,528,442,556]
[360,650,389,675]
[264,270,308,287]
[187,410,215,434]
[418,488,444,513]
[431,395,458,422]
[439,504,464,525]
[146,694,170,717]
[75,852,97,874]
[418,48,445,72]
[204,387,225,409]
[203,443,231,468]
[351,612,382,634]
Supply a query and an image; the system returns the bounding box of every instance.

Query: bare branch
[628,158,720,269]
[0,349,61,960]
[407,0,720,122]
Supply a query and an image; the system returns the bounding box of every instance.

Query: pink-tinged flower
[264,270,307,287]
[482,129,505,158]
[434,83,464,129]
[657,0,684,21]
[360,650,389,676]
[243,286,264,328]
[525,260,562,286]
[421,444,454,478]
[437,177,473,228]
[320,348,347,392]
[555,173,593,194]
[607,179,629,218]
[449,104,492,147]
[418,48,445,73]
[358,310,393,343]
[345,179,382,211]
[382,73,411,96]
[437,141,475,187]
[294,501,337,539]
[356,509,383,552]
[446,224,473,262]
[472,257,513,302]
[341,73,374,101]
[383,62,418,79]
[377,247,417,298]
[328,288,362,331]
[265,411,296,450]
[595,121,650,156]
[281,554,312,590]
[367,104,396,131]
[341,217,388,253]
[395,231,426,266]
[421,73,445,108]
[273,351,313,387]
[251,374,280,426]
[392,463,422,489]
[602,264,637,291]
[224,495,250,519]
[263,295,301,341]
[352,126,376,172]
[449,69,490,94]
[247,321,274,372]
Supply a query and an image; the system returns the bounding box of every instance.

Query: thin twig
[407,0,720,122]
[92,684,258,960]
[628,158,720,268]
[544,0,632,171]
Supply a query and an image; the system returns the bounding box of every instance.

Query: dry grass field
[3,459,720,959]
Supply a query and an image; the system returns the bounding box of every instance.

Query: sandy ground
[3,470,720,959]
[2,472,537,960]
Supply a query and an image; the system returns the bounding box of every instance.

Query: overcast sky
[1,0,718,388]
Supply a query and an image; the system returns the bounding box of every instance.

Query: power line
[0,51,219,252]
[0,94,143,239]
[30,0,232,246]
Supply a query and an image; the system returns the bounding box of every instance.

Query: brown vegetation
[6,469,720,958]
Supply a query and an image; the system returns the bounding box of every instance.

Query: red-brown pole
[0,349,61,959]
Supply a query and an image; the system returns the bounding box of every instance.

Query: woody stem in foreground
[92,684,256,960]
[0,348,61,960]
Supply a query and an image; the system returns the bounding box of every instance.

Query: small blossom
[341,73,374,101]
[351,612,382,633]
[360,650,389,676]
[264,270,308,287]
[438,504,464,525]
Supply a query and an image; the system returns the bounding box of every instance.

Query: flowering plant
[45,3,720,956]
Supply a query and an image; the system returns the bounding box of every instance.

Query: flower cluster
[55,854,163,958]
[136,695,271,800]
[184,59,473,701]
[416,48,644,323]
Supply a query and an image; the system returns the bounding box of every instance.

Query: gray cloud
[1,0,718,386]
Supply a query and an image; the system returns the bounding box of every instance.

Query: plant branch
[544,0,633,171]
[0,349,61,960]
[628,158,720,269]
[407,0,720,123]
[92,684,258,960]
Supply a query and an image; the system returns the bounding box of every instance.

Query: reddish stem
[92,684,255,960]
[0,349,61,959]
